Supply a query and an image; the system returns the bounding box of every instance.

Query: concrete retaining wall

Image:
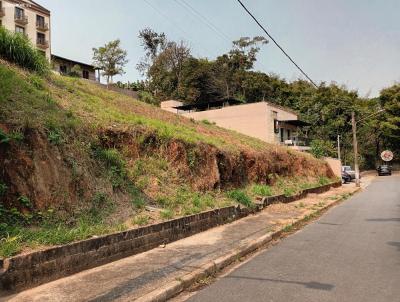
[0,182,341,293]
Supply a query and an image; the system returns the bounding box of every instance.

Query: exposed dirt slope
[0,61,334,232]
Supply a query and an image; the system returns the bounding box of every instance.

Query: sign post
[352,112,360,187]
[381,150,394,162]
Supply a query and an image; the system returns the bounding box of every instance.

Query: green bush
[251,184,272,196]
[0,27,49,74]
[0,182,7,196]
[138,91,158,105]
[69,64,82,77]
[227,189,252,207]
[310,139,336,159]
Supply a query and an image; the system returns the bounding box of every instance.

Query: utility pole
[337,135,341,162]
[351,112,360,187]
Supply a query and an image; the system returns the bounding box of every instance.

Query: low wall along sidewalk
[0,182,341,293]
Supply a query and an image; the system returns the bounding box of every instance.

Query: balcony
[283,137,311,152]
[15,14,28,25]
[36,40,49,49]
[0,8,5,18]
[36,22,49,31]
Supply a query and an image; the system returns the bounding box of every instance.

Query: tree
[92,39,128,85]
[68,64,82,77]
[137,28,167,76]
[378,84,400,153]
[147,40,191,99]
[214,36,268,99]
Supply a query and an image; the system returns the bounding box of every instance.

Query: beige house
[52,55,98,81]
[0,0,51,59]
[161,99,311,151]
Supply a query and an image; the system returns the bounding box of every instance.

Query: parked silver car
[342,166,356,180]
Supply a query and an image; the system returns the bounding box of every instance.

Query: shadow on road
[226,275,335,291]
[387,242,400,252]
[366,218,400,222]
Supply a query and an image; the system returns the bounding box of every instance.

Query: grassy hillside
[0,61,335,257]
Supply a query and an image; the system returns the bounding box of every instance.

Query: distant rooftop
[173,98,244,111]
[51,55,98,70]
[173,99,299,116]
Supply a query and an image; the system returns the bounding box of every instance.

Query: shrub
[160,209,174,220]
[283,187,296,197]
[251,184,272,196]
[132,215,149,226]
[0,27,49,74]
[201,119,215,125]
[69,64,82,77]
[310,139,336,159]
[138,91,158,105]
[0,129,10,144]
[318,176,330,186]
[227,189,252,207]
[0,182,7,196]
[0,235,21,258]
[18,196,32,209]
[131,197,146,209]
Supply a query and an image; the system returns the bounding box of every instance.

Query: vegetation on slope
[0,61,335,257]
[134,28,400,169]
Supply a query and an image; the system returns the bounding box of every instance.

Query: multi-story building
[0,0,50,60]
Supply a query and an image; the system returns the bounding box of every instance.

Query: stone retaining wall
[0,181,341,293]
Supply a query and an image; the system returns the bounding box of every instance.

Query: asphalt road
[188,175,400,302]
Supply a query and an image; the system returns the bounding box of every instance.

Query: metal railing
[36,22,49,31]
[15,13,28,24]
[36,39,49,49]
[283,137,310,147]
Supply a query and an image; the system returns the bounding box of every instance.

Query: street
[188,175,400,302]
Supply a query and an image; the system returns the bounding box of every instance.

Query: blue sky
[39,0,400,97]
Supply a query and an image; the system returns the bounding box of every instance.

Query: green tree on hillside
[137,28,167,76]
[92,39,128,85]
[378,84,400,152]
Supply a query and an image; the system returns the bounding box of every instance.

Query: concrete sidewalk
[4,183,362,302]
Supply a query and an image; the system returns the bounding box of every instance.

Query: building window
[82,70,89,79]
[274,119,279,134]
[280,128,284,143]
[287,129,291,140]
[15,7,24,18]
[36,15,45,27]
[15,26,25,34]
[37,32,45,44]
[60,65,67,74]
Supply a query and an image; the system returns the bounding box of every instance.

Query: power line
[174,0,232,43]
[173,0,270,71]
[236,0,318,88]
[143,0,209,56]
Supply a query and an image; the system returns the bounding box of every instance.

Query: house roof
[279,119,311,127]
[51,55,98,70]
[173,98,243,111]
[29,0,50,13]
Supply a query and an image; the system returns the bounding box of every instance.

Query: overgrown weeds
[227,189,252,207]
[0,27,49,74]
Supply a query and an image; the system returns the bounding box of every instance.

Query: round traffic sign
[381,150,394,162]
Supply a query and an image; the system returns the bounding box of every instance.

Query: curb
[135,187,361,302]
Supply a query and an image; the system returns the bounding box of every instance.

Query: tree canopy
[92,39,128,84]
[134,28,399,168]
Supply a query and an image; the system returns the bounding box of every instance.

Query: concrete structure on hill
[51,55,98,81]
[161,99,311,151]
[0,0,51,59]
